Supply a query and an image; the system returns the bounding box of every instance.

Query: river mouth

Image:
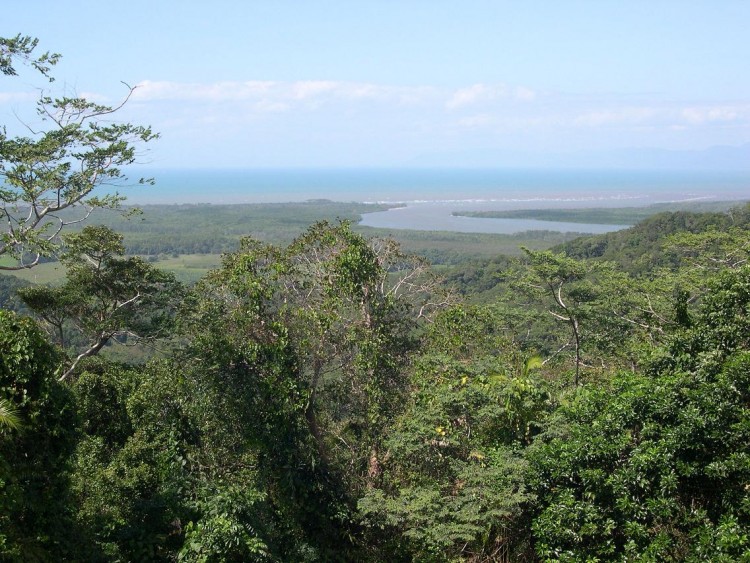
[358,199,642,234]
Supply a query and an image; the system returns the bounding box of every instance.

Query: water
[121,168,750,234]
[358,203,631,234]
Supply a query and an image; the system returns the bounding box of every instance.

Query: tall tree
[177,221,452,558]
[519,249,609,386]
[278,222,451,487]
[0,34,157,269]
[18,225,182,380]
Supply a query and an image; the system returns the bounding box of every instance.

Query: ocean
[123,168,750,234]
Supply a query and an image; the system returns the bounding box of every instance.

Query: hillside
[556,202,750,273]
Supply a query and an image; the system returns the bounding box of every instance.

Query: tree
[358,305,546,561]
[0,34,59,79]
[0,34,157,269]
[178,228,354,558]
[519,249,614,386]
[18,225,183,380]
[0,310,78,559]
[176,221,452,558]
[528,265,750,561]
[277,222,451,488]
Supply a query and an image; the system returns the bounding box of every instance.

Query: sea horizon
[117,167,749,234]
[123,167,750,205]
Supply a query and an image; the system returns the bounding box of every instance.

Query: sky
[3,0,750,169]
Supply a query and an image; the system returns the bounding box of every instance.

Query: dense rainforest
[1,201,750,561]
[3,33,750,562]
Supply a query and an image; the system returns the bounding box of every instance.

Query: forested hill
[556,202,750,274]
[446,201,750,301]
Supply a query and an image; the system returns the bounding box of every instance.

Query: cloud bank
[129,79,750,131]
[5,79,747,167]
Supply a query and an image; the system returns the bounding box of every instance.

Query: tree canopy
[0,34,157,270]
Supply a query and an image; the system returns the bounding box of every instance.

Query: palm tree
[0,398,21,430]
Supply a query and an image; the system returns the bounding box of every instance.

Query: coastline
[114,167,750,235]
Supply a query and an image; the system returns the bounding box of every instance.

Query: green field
[1,261,67,285]
[144,253,222,284]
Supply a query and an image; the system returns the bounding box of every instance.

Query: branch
[548,310,571,322]
[115,292,141,311]
[58,334,110,381]
[542,341,571,365]
[554,281,567,310]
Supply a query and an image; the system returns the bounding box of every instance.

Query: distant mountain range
[409,143,750,170]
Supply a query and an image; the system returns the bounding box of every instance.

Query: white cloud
[457,114,493,128]
[680,105,748,124]
[132,80,278,102]
[252,99,289,113]
[290,80,338,100]
[342,83,380,99]
[0,91,38,104]
[447,84,490,108]
[570,103,750,129]
[573,107,659,127]
[446,83,535,109]
[131,79,433,107]
[514,86,536,101]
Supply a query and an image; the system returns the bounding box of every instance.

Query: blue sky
[3,1,750,168]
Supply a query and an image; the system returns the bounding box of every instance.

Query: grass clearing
[149,254,222,284]
[3,262,67,285]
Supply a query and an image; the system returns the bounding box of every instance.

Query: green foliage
[18,225,183,379]
[666,226,750,272]
[359,305,547,561]
[528,266,750,561]
[0,34,59,79]
[71,359,241,560]
[70,367,191,556]
[179,487,270,562]
[556,204,750,274]
[0,399,21,430]
[0,274,29,313]
[0,35,157,269]
[0,310,78,560]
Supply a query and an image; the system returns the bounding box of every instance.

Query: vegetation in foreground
[2,201,750,561]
